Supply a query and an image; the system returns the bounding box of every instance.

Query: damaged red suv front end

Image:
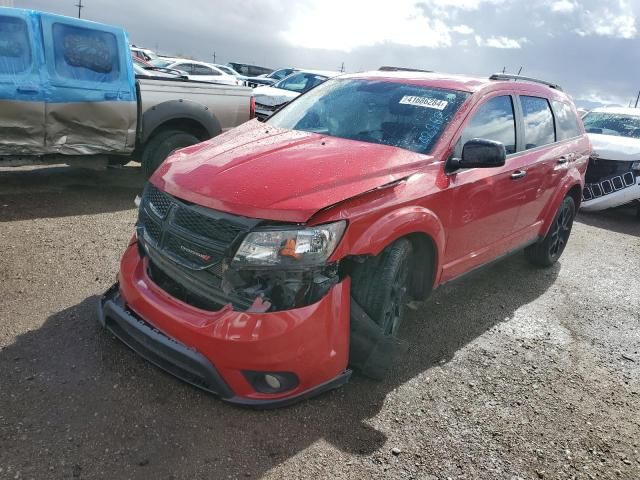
[99,72,588,406]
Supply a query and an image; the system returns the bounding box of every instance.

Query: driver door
[442,93,525,281]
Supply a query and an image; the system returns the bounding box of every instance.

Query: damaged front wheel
[350,239,413,379]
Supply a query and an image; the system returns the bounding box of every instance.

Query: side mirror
[449,139,506,171]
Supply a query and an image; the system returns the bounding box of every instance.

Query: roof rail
[379,66,433,73]
[489,73,563,91]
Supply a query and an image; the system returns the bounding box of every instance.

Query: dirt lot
[0,165,639,480]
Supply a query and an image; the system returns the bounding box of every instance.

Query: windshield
[582,112,640,138]
[150,58,173,68]
[275,72,328,93]
[268,79,470,154]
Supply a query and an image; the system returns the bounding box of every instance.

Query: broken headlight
[232,221,346,267]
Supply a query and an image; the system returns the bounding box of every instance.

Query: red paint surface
[120,74,590,401]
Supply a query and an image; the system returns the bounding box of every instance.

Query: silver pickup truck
[0,8,254,176]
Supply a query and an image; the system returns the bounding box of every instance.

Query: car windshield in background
[274,72,328,93]
[268,79,470,154]
[150,58,172,68]
[582,112,640,139]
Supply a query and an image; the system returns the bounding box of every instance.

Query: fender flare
[336,205,446,286]
[140,99,222,144]
[540,171,583,236]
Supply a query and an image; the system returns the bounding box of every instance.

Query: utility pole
[635,90,640,108]
[75,0,84,18]
[212,51,216,63]
[340,62,344,73]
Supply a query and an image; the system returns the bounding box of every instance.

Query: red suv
[98,71,590,407]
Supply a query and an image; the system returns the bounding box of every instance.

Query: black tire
[351,239,413,337]
[525,196,576,267]
[141,129,200,178]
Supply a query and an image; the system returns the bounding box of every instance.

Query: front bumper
[97,244,352,408]
[581,182,640,212]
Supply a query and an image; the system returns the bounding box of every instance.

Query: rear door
[511,95,565,233]
[0,9,45,155]
[39,13,137,155]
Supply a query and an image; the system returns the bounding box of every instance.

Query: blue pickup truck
[0,8,253,175]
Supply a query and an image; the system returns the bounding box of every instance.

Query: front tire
[525,196,576,267]
[351,239,413,337]
[141,129,200,178]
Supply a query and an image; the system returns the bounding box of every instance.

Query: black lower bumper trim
[97,284,352,408]
[97,284,234,398]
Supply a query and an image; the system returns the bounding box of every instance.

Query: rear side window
[52,23,120,82]
[0,15,31,75]
[520,96,555,149]
[193,64,217,75]
[460,95,516,154]
[552,101,581,140]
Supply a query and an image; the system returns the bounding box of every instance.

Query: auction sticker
[399,96,448,110]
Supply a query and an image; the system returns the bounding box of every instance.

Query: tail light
[250,96,255,119]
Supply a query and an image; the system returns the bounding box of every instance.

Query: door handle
[511,170,527,180]
[16,86,39,94]
[557,156,569,164]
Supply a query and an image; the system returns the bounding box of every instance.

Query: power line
[75,0,84,19]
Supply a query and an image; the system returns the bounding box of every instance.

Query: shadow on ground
[0,165,145,222]
[576,204,640,237]
[0,253,560,479]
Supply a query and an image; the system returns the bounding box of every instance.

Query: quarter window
[0,15,32,75]
[459,95,516,155]
[520,96,556,149]
[551,100,582,140]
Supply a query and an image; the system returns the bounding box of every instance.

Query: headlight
[632,161,640,172]
[232,221,346,267]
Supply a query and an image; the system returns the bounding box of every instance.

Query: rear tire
[351,239,413,337]
[525,196,575,267]
[142,129,200,178]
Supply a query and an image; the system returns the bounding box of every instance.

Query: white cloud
[577,6,637,39]
[475,35,525,48]
[550,0,576,13]
[452,24,474,35]
[282,1,455,50]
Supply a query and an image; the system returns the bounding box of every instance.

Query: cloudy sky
[12,0,640,107]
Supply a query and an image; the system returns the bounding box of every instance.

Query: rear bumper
[97,244,352,407]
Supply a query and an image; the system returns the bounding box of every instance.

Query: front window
[268,78,469,154]
[582,112,640,139]
[275,72,327,93]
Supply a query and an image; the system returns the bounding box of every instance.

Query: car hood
[253,86,299,106]
[152,120,434,223]
[588,133,640,162]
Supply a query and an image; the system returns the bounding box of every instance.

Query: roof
[589,106,640,117]
[295,69,343,78]
[340,70,568,99]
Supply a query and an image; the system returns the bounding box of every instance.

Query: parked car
[244,68,299,88]
[253,70,341,120]
[0,8,254,176]
[214,63,248,82]
[130,45,158,63]
[99,71,589,407]
[162,60,242,86]
[228,62,273,77]
[581,107,640,214]
[133,56,186,79]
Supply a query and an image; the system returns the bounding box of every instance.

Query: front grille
[582,159,636,202]
[137,184,261,309]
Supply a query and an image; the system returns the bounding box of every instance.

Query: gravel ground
[0,165,638,480]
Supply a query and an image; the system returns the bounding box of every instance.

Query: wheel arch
[334,205,445,297]
[140,100,222,145]
[541,175,583,236]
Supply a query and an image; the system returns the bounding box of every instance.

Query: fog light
[243,371,299,394]
[264,374,281,390]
